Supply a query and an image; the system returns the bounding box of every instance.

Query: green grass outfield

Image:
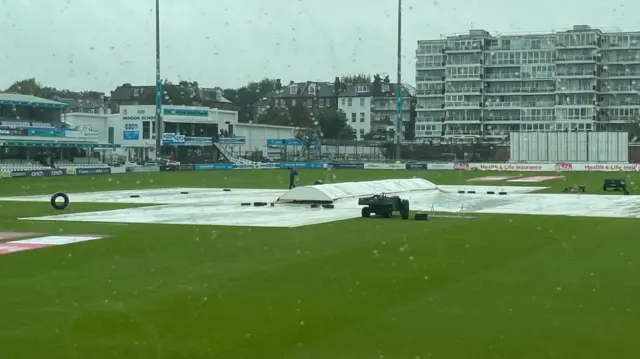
[1,169,640,359]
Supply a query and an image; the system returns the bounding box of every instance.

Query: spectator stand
[0,93,119,171]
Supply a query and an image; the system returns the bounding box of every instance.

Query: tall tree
[294,128,320,160]
[288,101,313,128]
[161,80,200,106]
[5,78,59,99]
[223,78,277,123]
[4,78,105,103]
[256,104,290,126]
[341,73,371,84]
[316,107,354,139]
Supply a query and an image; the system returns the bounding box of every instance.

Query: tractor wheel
[361,207,371,218]
[400,199,410,220]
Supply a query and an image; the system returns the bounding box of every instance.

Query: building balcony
[444,101,481,109]
[600,87,640,93]
[601,42,640,50]
[608,71,640,78]
[484,73,521,81]
[416,63,445,70]
[556,87,596,93]
[556,70,596,78]
[484,116,523,122]
[555,55,597,63]
[521,101,555,108]
[484,86,555,95]
[418,107,446,112]
[599,113,638,122]
[554,42,599,49]
[484,101,521,108]
[417,117,443,123]
[445,86,481,94]
[415,76,444,83]
[604,57,640,64]
[602,99,640,107]
[444,62,482,67]
[445,118,482,123]
[415,89,443,97]
[445,76,483,82]
[444,47,482,53]
[555,103,596,107]
[483,62,521,68]
[443,130,482,137]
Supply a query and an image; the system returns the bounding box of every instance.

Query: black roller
[467,191,476,194]
[180,191,189,194]
[486,191,495,194]
[310,204,320,208]
[241,203,251,206]
[322,204,334,209]
[457,190,465,194]
[498,192,507,195]
[414,213,429,221]
[223,189,231,192]
[254,202,267,206]
[130,195,140,198]
[50,192,69,210]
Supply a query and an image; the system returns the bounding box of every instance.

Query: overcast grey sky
[0,0,634,93]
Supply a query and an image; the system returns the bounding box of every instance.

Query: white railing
[213,142,255,165]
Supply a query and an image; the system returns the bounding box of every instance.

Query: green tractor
[358,194,410,220]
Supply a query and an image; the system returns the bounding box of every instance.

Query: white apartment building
[337,83,415,140]
[415,25,640,142]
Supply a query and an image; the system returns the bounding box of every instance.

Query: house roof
[267,82,337,98]
[0,93,68,108]
[58,97,105,110]
[338,83,415,98]
[265,81,415,99]
[110,84,231,103]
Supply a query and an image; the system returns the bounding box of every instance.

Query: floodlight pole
[154,0,163,158]
[395,0,403,161]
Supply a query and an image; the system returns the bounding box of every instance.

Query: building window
[351,113,356,122]
[309,84,316,95]
[341,98,346,105]
[142,121,150,139]
[356,85,369,93]
[359,98,365,106]
[292,99,297,107]
[359,129,365,136]
[382,84,390,92]
[348,98,353,106]
[360,113,365,122]
[290,85,298,95]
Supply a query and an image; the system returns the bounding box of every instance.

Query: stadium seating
[0,121,54,128]
[0,159,108,172]
[0,159,48,171]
